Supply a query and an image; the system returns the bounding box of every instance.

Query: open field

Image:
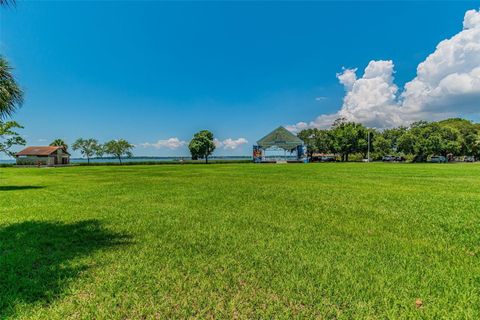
[1,163,479,319]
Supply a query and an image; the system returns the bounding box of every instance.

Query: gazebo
[253,126,305,163]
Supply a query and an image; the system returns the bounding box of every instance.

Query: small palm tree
[0,56,23,119]
[0,0,16,6]
[72,138,100,164]
[50,139,68,151]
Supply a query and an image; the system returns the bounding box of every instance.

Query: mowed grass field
[1,163,479,319]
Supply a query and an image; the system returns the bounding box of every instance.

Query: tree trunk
[118,156,122,164]
[205,155,208,164]
[87,157,90,164]
[345,153,349,162]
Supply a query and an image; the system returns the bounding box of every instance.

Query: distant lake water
[1,156,252,164]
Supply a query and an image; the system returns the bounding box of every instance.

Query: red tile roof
[15,146,69,156]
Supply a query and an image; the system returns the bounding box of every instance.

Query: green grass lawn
[1,163,479,319]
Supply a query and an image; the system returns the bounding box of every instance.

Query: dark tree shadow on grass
[0,186,44,191]
[0,220,131,318]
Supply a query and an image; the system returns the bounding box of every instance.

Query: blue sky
[1,1,479,158]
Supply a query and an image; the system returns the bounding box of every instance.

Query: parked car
[464,156,475,162]
[382,155,396,162]
[320,156,336,162]
[430,156,447,163]
[395,156,406,162]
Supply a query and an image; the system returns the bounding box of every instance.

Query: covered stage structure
[253,126,306,163]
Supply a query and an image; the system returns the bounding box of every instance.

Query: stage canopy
[257,126,304,150]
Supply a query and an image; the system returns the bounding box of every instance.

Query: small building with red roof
[15,146,70,166]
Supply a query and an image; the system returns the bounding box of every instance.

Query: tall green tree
[50,139,68,150]
[94,143,106,158]
[72,138,100,164]
[395,121,466,161]
[439,126,463,157]
[372,135,392,156]
[473,136,480,159]
[439,119,480,158]
[298,128,318,160]
[382,127,407,153]
[397,132,416,156]
[399,121,431,162]
[0,121,25,157]
[0,56,23,119]
[104,139,134,164]
[315,129,334,154]
[330,119,367,161]
[298,128,334,160]
[188,130,215,163]
[462,131,479,157]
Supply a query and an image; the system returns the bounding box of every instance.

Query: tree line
[298,118,480,162]
[48,130,217,164]
[50,138,134,164]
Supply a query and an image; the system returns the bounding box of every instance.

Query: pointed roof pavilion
[256,126,304,150]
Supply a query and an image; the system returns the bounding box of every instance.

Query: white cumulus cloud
[336,67,357,90]
[141,137,186,149]
[214,137,249,150]
[222,138,248,150]
[288,8,480,131]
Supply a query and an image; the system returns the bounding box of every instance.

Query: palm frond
[0,56,23,119]
[0,0,16,7]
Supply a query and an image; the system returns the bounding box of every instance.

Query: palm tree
[50,139,68,151]
[0,56,23,119]
[72,138,100,164]
[104,139,134,164]
[0,0,16,6]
